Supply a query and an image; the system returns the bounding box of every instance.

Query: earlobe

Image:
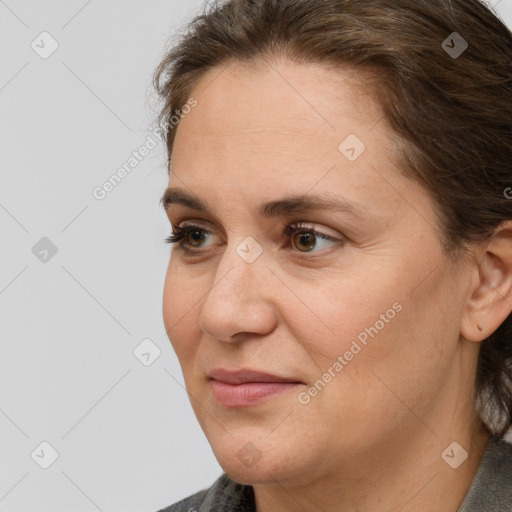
[460,314,486,343]
[460,221,512,343]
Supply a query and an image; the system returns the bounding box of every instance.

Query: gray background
[0,0,511,511]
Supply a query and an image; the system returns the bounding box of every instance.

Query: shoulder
[458,436,512,512]
[156,486,208,512]
[156,473,255,512]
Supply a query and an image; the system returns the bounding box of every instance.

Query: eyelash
[164,222,344,256]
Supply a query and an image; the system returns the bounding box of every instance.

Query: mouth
[208,368,304,407]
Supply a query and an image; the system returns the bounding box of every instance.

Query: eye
[164,221,344,255]
[165,221,217,250]
[284,222,343,253]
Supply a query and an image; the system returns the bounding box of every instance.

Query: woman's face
[162,58,478,485]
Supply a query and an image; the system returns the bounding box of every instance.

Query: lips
[208,368,303,407]
[208,368,301,385]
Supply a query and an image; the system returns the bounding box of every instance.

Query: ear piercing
[477,323,483,332]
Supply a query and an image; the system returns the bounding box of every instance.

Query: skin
[161,56,512,512]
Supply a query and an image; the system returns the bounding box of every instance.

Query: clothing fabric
[158,437,512,512]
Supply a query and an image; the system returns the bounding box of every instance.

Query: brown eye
[165,223,215,253]
[285,222,343,255]
[291,230,317,252]
[186,228,208,247]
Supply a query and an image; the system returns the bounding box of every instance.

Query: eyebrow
[160,187,374,221]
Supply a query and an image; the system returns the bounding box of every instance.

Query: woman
[153,0,512,510]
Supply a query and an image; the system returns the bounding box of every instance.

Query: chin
[219,457,295,486]
[209,436,318,488]
[221,462,269,486]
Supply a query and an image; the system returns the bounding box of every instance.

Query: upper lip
[209,368,302,385]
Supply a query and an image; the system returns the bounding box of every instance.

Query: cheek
[280,270,404,367]
[285,269,447,410]
[162,260,202,362]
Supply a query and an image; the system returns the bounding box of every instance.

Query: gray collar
[457,436,512,511]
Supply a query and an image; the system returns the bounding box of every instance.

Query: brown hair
[152,0,512,437]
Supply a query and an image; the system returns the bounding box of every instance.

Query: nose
[198,241,278,343]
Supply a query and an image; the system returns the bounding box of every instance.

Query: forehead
[168,57,405,219]
[175,57,382,142]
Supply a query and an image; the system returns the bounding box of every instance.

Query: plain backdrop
[1,1,511,511]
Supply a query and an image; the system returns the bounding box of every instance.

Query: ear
[460,220,512,342]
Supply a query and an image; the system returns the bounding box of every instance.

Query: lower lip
[210,380,301,407]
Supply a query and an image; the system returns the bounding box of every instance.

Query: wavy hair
[153,0,512,437]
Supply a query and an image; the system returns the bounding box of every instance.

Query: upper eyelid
[174,219,212,230]
[173,221,342,241]
[167,205,345,236]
